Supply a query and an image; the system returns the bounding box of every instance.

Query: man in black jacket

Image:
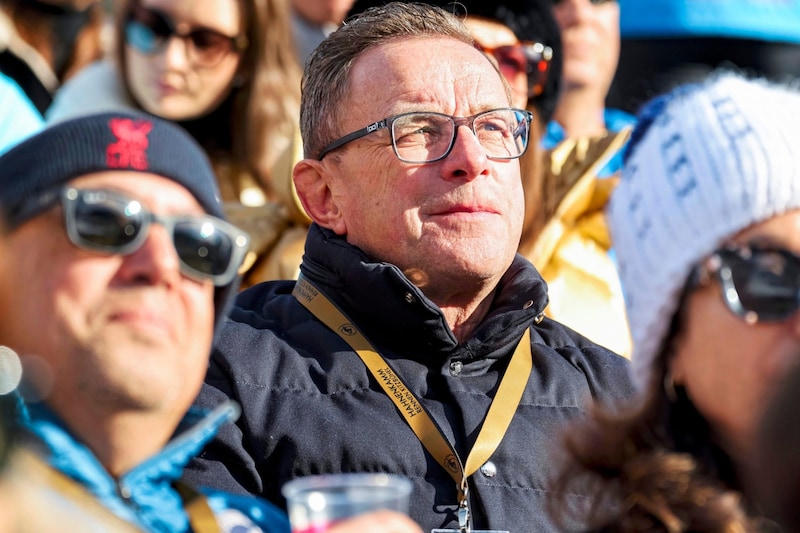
[185,3,634,532]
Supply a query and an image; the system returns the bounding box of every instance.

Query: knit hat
[609,71,800,390]
[346,0,562,124]
[0,111,242,332]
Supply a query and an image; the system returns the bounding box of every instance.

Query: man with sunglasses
[185,4,634,533]
[0,112,421,533]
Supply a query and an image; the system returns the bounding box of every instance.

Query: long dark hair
[548,293,757,532]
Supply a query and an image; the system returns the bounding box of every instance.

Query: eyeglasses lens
[390,109,529,163]
[725,249,800,321]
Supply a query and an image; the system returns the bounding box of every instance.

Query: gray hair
[300,2,477,159]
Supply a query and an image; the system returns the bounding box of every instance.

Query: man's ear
[293,159,347,235]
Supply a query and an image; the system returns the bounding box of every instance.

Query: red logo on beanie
[106,119,153,170]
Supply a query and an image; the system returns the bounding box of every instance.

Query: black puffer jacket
[185,224,635,532]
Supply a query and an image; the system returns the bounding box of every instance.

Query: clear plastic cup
[281,473,413,533]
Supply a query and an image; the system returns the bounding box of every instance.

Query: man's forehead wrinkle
[351,52,507,118]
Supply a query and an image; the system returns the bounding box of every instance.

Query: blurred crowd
[2,0,800,532]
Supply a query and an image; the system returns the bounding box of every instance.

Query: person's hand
[327,510,423,533]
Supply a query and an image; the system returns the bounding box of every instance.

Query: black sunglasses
[124,5,247,68]
[62,188,249,286]
[691,244,800,324]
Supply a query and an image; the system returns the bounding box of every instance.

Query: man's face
[0,172,215,422]
[552,0,620,95]
[319,36,524,302]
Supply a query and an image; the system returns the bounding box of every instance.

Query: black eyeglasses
[62,188,250,286]
[124,5,247,68]
[475,42,553,98]
[691,244,800,324]
[318,108,533,163]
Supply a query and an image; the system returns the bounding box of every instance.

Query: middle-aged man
[184,3,635,533]
[0,112,420,533]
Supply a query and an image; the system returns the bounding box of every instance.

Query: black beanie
[0,111,224,228]
[0,111,241,333]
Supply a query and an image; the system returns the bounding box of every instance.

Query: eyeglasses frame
[317,107,534,163]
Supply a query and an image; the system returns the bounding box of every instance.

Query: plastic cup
[281,473,413,533]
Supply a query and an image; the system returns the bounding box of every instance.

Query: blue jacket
[0,73,43,155]
[184,224,635,532]
[19,399,290,533]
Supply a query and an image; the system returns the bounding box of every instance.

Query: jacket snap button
[480,461,497,477]
[449,361,462,376]
[404,292,415,303]
[522,300,534,309]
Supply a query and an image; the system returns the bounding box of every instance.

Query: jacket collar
[298,224,548,358]
[18,398,238,529]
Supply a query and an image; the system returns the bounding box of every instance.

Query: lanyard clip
[458,504,470,533]
[458,479,470,533]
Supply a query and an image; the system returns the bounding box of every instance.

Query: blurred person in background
[0,110,287,532]
[545,0,633,175]
[550,71,800,531]
[47,0,304,287]
[0,0,105,116]
[291,0,356,65]
[527,0,633,357]
[0,111,421,533]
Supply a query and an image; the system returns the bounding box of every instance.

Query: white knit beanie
[609,71,800,390]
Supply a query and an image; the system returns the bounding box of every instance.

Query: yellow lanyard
[174,481,222,533]
[293,275,533,532]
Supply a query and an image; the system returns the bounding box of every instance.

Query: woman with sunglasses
[549,71,800,532]
[46,0,303,286]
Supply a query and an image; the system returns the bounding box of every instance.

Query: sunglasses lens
[71,191,143,251]
[494,46,527,75]
[727,249,800,321]
[173,219,236,280]
[188,30,233,65]
[521,44,552,98]
[125,20,160,54]
[63,189,245,285]
[126,7,174,54]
